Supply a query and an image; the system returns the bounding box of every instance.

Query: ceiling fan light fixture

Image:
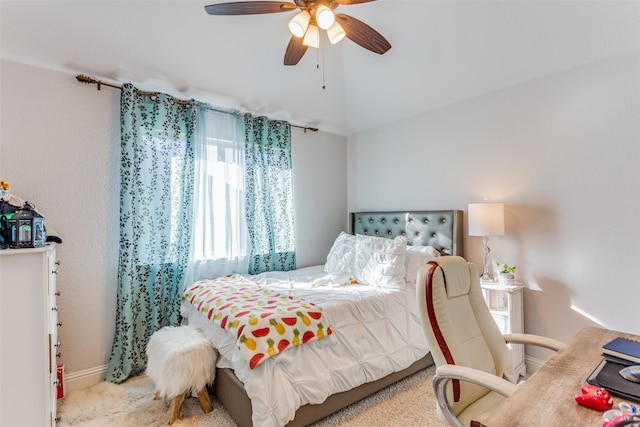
[315,4,335,30]
[327,21,346,44]
[302,24,320,48]
[288,10,310,38]
[204,0,392,66]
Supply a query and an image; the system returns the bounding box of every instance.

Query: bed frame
[213,210,464,426]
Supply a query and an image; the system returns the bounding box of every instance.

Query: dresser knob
[55,415,61,423]
[54,341,62,348]
[56,352,62,358]
[55,261,61,266]
[57,321,63,327]
[51,270,58,275]
[53,378,59,386]
[55,291,61,297]
[52,306,59,312]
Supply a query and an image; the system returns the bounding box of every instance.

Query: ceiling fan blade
[332,0,376,5]
[334,13,391,55]
[205,1,297,15]
[284,36,308,66]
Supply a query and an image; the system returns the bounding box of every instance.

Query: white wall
[1,60,121,388]
[292,128,348,267]
[348,52,640,363]
[0,59,347,389]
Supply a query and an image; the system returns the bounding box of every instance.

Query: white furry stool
[146,325,217,425]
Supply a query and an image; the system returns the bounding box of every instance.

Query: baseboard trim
[525,355,547,375]
[65,364,108,393]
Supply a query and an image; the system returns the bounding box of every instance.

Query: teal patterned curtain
[106,84,196,383]
[244,115,296,273]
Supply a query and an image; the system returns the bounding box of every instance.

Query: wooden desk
[480,326,640,426]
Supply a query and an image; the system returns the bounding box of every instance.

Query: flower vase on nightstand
[496,262,516,286]
[498,273,514,286]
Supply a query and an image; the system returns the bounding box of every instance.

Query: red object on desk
[574,384,613,411]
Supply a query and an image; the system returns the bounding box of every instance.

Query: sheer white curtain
[184,106,250,284]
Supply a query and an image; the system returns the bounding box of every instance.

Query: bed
[181,210,463,427]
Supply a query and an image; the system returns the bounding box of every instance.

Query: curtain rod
[75,74,319,133]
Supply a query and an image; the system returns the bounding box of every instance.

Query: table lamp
[468,203,504,280]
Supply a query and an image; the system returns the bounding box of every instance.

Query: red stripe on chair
[425,260,461,402]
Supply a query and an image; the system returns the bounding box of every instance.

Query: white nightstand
[480,280,526,382]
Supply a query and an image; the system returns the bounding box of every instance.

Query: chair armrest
[433,365,518,427]
[503,333,566,352]
[435,364,519,397]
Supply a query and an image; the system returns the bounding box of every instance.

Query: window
[192,136,248,261]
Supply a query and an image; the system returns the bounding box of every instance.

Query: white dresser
[1,244,60,426]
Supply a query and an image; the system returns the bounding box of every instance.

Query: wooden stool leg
[169,393,186,425]
[197,387,213,414]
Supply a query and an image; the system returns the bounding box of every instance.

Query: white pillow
[354,234,407,289]
[324,232,357,274]
[404,246,441,286]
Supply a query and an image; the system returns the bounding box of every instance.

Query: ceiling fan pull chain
[320,34,326,90]
[322,43,326,90]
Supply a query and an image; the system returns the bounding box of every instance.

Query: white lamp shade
[327,21,346,44]
[288,11,310,38]
[316,5,335,30]
[468,203,505,236]
[303,24,320,48]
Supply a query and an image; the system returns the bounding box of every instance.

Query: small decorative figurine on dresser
[8,201,46,248]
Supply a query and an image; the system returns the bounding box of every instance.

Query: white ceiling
[2,0,639,135]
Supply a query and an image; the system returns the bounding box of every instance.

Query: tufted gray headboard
[350,210,464,256]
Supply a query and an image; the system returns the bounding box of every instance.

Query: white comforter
[182,265,429,427]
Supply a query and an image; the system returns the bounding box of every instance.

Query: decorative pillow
[324,232,357,274]
[354,234,407,289]
[404,245,441,286]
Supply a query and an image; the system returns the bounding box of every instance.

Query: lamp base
[481,236,491,280]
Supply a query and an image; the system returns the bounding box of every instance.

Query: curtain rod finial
[76,74,101,90]
[75,74,93,84]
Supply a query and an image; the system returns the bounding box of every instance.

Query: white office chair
[416,256,565,427]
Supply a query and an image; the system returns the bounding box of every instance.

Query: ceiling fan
[204,0,391,66]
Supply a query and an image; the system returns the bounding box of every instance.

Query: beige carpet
[57,365,443,426]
